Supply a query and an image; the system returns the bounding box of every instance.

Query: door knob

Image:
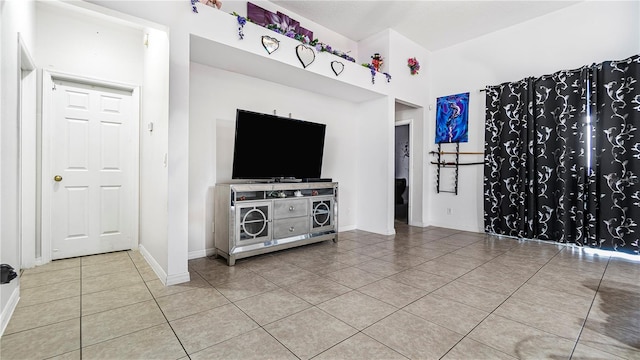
[54,175,63,182]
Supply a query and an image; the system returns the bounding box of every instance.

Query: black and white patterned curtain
[484,79,534,239]
[532,67,593,246]
[484,54,640,255]
[592,55,640,254]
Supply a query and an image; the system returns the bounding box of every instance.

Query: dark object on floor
[1,264,17,284]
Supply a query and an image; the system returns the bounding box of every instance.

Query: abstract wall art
[435,92,469,143]
[247,2,313,40]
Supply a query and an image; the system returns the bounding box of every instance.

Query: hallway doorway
[395,122,410,223]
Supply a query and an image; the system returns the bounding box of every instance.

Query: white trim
[0,286,20,337]
[18,34,35,71]
[129,87,141,252]
[138,244,167,285]
[19,33,37,269]
[139,244,191,286]
[41,70,140,263]
[395,119,415,226]
[188,248,216,260]
[339,224,357,232]
[43,70,138,93]
[41,72,54,265]
[428,220,483,234]
[166,272,191,286]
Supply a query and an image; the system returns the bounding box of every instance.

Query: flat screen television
[231,109,326,181]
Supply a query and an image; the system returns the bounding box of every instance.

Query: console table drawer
[273,217,309,238]
[273,199,308,219]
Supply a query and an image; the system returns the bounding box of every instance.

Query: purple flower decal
[237,15,246,39]
[266,12,281,28]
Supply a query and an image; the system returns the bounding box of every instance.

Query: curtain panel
[593,55,640,254]
[484,54,640,255]
[484,78,533,239]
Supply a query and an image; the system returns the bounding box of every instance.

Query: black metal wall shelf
[429,144,484,195]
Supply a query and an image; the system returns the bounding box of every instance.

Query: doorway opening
[394,122,410,223]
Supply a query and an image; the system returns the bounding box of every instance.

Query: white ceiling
[271,0,582,51]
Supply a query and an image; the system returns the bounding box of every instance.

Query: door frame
[41,70,140,263]
[18,33,37,269]
[395,119,414,225]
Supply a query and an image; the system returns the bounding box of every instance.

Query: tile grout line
[307,230,483,359]
[233,257,411,360]
[437,242,567,359]
[195,253,420,359]
[311,303,409,360]
[201,231,525,356]
[567,256,611,359]
[79,260,83,360]
[178,230,591,359]
[294,233,496,359]
[130,252,193,360]
[193,266,304,359]
[188,231,628,359]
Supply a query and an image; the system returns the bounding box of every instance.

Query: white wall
[189,62,360,256]
[1,0,36,336]
[356,97,395,235]
[388,30,431,107]
[35,2,144,85]
[140,28,170,274]
[428,0,640,232]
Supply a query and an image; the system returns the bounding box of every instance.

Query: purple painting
[247,2,313,41]
[435,92,469,143]
[247,2,268,26]
[277,12,299,33]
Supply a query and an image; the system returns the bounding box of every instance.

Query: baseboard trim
[166,272,191,286]
[427,220,483,233]
[0,285,20,337]
[138,244,168,286]
[338,225,357,232]
[188,248,216,260]
[139,245,191,286]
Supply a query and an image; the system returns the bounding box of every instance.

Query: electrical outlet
[446,208,453,215]
[211,221,215,233]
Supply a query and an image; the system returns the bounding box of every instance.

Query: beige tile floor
[2,224,639,359]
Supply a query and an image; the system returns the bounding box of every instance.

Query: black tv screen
[232,109,326,180]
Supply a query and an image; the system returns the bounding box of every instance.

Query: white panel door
[50,80,135,259]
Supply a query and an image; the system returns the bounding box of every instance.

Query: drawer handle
[289,206,295,211]
[289,226,295,232]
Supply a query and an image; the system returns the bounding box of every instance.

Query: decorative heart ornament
[296,44,315,68]
[331,61,344,76]
[261,36,280,54]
